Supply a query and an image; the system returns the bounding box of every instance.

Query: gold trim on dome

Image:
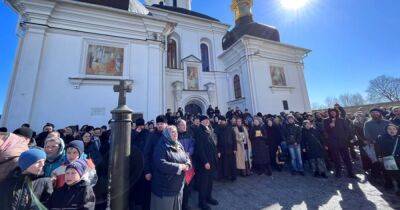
[231,0,253,21]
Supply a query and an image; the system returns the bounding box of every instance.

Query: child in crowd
[52,140,97,188]
[375,124,400,195]
[48,159,96,209]
[276,146,286,172]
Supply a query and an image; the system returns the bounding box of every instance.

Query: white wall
[219,36,312,115]
[3,30,165,131]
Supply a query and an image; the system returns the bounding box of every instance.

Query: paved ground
[189,169,400,210]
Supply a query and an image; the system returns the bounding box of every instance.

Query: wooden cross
[113,80,132,107]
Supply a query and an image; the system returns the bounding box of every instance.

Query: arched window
[167,39,177,69]
[201,43,210,72]
[234,75,242,99]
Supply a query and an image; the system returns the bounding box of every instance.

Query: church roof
[150,4,220,22]
[77,0,130,10]
[76,0,149,15]
[222,16,280,50]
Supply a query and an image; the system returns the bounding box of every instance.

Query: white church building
[2,0,311,131]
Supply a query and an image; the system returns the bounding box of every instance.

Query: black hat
[135,118,145,126]
[199,115,209,122]
[370,108,383,114]
[44,123,54,128]
[21,123,30,128]
[13,127,34,139]
[156,115,167,123]
[219,116,227,121]
[85,126,94,133]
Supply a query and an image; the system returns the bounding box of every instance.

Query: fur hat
[199,115,209,122]
[135,118,145,126]
[156,115,167,123]
[370,108,383,114]
[13,127,34,139]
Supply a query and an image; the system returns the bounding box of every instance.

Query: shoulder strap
[27,178,48,210]
[392,137,399,156]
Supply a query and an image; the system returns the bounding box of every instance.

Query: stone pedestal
[108,80,133,210]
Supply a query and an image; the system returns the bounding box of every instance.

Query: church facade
[2,0,311,131]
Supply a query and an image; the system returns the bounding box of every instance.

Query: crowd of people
[0,104,399,210]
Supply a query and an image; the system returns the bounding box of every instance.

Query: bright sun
[280,0,309,10]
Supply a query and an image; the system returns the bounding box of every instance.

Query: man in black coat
[194,115,218,210]
[130,118,150,210]
[138,115,167,210]
[207,105,215,118]
[35,123,54,148]
[215,116,237,181]
[143,115,167,179]
[324,109,357,179]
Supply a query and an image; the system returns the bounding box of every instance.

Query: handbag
[185,167,195,185]
[363,144,378,163]
[382,137,399,171]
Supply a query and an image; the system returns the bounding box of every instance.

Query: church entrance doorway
[185,103,202,116]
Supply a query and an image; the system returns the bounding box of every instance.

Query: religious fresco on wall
[270,66,287,86]
[187,66,199,90]
[86,44,124,76]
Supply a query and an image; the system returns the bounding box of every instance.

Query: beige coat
[234,126,252,170]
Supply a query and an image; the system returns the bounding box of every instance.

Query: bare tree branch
[367,75,400,102]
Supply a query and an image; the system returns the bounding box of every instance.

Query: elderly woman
[43,136,66,177]
[151,125,191,210]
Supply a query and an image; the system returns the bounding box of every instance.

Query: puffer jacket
[282,123,302,145]
[47,180,95,210]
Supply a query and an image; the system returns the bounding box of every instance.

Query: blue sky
[1,0,399,113]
